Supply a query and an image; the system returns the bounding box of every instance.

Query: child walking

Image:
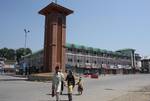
[66,70,75,101]
[76,76,83,95]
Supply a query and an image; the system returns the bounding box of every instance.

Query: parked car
[91,73,99,78]
[83,72,99,78]
[83,72,91,77]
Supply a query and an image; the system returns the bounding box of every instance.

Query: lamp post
[24,29,30,76]
[24,29,30,55]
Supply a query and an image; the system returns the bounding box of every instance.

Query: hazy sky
[0,0,150,56]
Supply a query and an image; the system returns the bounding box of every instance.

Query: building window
[77,59,80,63]
[86,60,89,63]
[68,48,72,52]
[77,49,80,53]
[68,59,72,62]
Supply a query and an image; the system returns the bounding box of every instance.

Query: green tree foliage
[0,47,8,58]
[7,49,15,60]
[0,48,32,62]
[0,48,15,60]
[16,48,32,62]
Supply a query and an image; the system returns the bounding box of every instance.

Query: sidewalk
[0,74,27,81]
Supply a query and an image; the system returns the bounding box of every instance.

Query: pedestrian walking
[52,66,64,101]
[66,70,75,101]
[76,76,83,95]
[59,69,65,95]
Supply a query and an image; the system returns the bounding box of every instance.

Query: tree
[24,48,32,55]
[0,48,15,60]
[0,47,32,62]
[7,49,15,60]
[16,48,32,62]
[0,47,8,58]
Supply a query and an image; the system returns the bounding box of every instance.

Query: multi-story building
[141,56,150,73]
[0,58,5,72]
[19,43,141,74]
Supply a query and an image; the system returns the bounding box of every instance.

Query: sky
[0,0,150,56]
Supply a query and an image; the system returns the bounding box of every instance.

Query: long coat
[52,72,64,93]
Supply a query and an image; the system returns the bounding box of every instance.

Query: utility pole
[24,29,30,76]
[24,29,30,55]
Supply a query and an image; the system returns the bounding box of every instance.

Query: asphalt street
[0,74,150,101]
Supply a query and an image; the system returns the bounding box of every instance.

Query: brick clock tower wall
[39,3,73,72]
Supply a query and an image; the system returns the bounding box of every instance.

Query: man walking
[59,69,65,95]
[52,66,64,101]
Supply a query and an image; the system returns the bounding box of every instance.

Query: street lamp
[24,29,30,55]
[24,29,30,76]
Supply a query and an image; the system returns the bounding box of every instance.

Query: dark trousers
[68,93,72,101]
[61,81,64,94]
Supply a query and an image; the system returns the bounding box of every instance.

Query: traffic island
[27,72,79,81]
[28,73,53,81]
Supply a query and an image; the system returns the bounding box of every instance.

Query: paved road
[0,74,150,101]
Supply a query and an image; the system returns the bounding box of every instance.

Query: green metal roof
[80,45,85,49]
[85,47,93,51]
[116,48,135,52]
[105,50,113,54]
[27,43,139,58]
[115,52,122,56]
[31,49,43,55]
[93,48,100,52]
[73,44,80,49]
[101,49,107,53]
[66,43,72,48]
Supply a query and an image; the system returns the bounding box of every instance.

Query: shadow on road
[40,100,69,101]
[46,93,80,96]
